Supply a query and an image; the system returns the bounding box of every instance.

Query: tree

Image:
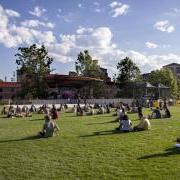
[147,68,178,98]
[75,50,106,98]
[116,57,141,84]
[15,44,53,98]
[75,50,102,78]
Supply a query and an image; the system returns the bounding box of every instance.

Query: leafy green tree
[75,50,102,78]
[147,68,178,98]
[116,57,141,84]
[15,44,53,98]
[75,50,106,98]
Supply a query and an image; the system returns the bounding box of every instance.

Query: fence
[3,98,133,105]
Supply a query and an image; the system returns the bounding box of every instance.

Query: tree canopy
[75,50,103,78]
[116,57,141,84]
[146,68,178,97]
[15,44,53,98]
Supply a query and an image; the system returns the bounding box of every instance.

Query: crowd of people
[1,99,178,145]
[1,104,60,138]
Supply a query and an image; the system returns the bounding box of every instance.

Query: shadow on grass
[80,130,118,137]
[30,118,44,121]
[87,120,118,125]
[0,135,41,143]
[138,147,180,160]
[80,129,140,137]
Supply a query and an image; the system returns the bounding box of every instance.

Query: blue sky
[1,0,180,81]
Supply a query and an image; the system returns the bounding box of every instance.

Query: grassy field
[0,107,180,180]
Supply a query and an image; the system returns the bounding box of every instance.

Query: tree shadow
[0,135,42,143]
[137,147,180,160]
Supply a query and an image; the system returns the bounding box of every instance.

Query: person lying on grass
[133,116,151,131]
[116,114,133,132]
[38,115,59,138]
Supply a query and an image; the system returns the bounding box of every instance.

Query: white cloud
[110,1,121,8]
[154,20,175,33]
[57,12,73,23]
[58,9,62,13]
[21,19,55,29]
[93,2,100,6]
[95,8,101,13]
[110,2,129,18]
[29,6,46,17]
[5,9,20,17]
[146,42,158,49]
[165,8,180,16]
[78,3,83,8]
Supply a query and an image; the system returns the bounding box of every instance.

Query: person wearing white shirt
[116,115,133,132]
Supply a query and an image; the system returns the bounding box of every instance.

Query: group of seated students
[116,113,151,133]
[75,103,111,116]
[1,105,33,118]
[148,106,171,119]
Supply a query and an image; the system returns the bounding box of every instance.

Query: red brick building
[0,82,21,100]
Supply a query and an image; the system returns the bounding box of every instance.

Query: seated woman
[86,107,95,116]
[133,116,151,131]
[162,107,171,118]
[38,115,59,138]
[149,107,161,119]
[116,114,133,132]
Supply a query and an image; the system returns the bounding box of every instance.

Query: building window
[176,67,180,74]
[11,88,15,92]
[0,88,3,92]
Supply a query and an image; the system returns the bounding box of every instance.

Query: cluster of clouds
[0,4,56,48]
[29,6,46,17]
[109,1,129,17]
[154,20,175,33]
[0,3,180,75]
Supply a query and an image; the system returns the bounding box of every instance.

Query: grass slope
[0,107,180,180]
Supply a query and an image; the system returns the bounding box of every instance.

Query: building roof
[156,83,169,89]
[46,74,103,82]
[163,63,180,67]
[0,82,21,88]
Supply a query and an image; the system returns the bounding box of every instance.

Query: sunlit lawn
[0,106,180,179]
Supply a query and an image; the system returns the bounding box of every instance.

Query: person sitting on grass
[106,105,110,114]
[38,115,59,138]
[86,107,95,116]
[116,114,133,132]
[149,107,161,119]
[175,137,180,148]
[7,106,15,118]
[162,107,171,118]
[133,116,151,131]
[76,104,83,116]
[51,105,59,121]
[1,106,7,115]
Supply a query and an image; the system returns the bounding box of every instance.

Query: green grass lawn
[0,107,180,180]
